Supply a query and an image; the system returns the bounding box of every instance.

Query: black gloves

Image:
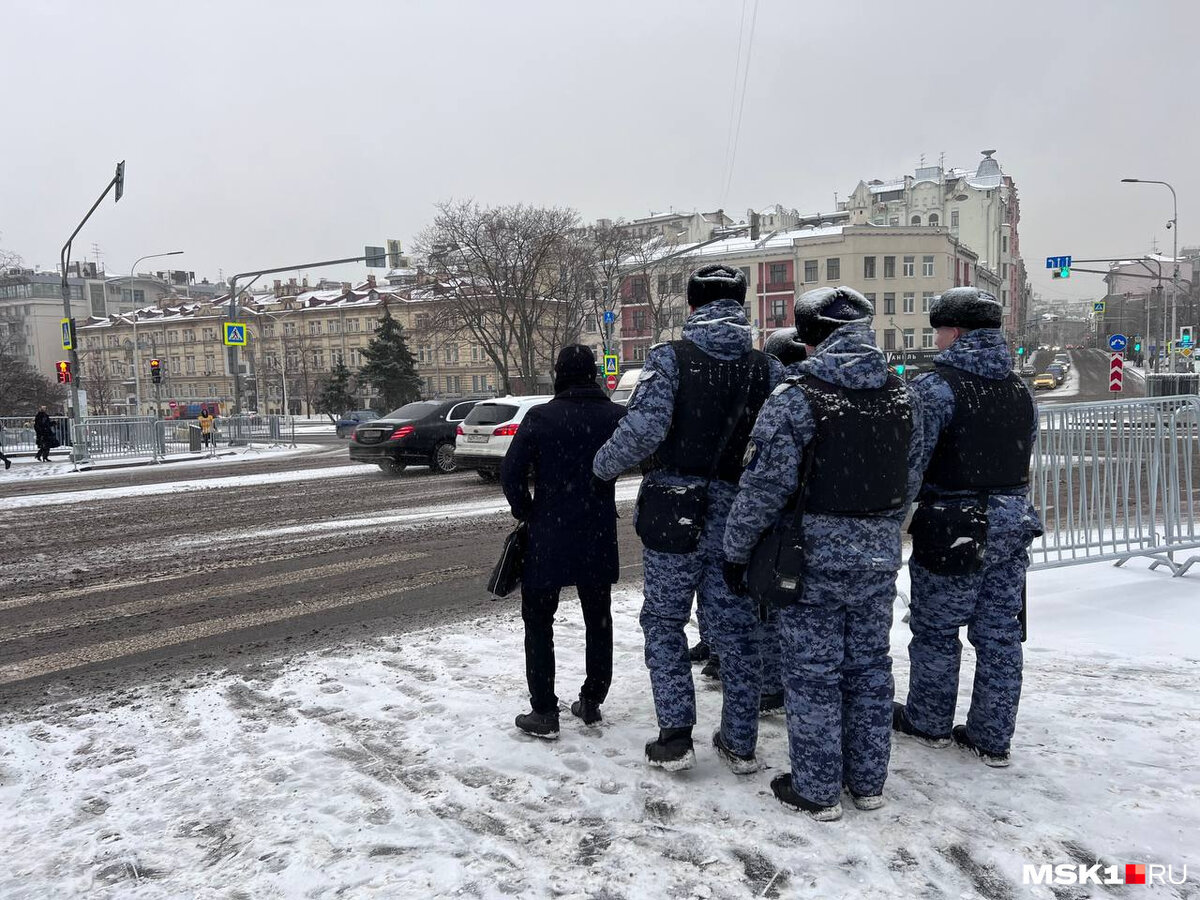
[722,560,749,596]
[591,474,614,495]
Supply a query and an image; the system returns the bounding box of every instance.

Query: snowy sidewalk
[1,562,1197,898]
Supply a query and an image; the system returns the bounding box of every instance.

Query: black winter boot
[712,730,759,774]
[688,640,710,663]
[570,697,602,726]
[759,691,785,716]
[770,773,842,821]
[645,726,695,771]
[700,654,720,681]
[952,725,1010,768]
[515,711,560,740]
[892,701,951,748]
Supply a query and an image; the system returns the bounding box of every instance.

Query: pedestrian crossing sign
[1093,301,1106,313]
[604,354,619,376]
[60,317,76,351]
[223,322,247,346]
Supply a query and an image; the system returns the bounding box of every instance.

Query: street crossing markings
[0,565,482,686]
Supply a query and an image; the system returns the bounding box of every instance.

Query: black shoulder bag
[634,356,754,555]
[487,521,528,598]
[747,440,815,615]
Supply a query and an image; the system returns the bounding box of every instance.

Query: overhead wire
[722,0,759,206]
[719,0,749,201]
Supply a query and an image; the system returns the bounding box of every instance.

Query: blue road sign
[1108,334,1128,352]
[1093,301,1106,313]
[603,310,616,325]
[1046,255,1072,269]
[224,322,248,346]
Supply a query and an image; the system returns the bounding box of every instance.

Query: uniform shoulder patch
[771,375,803,397]
[637,368,657,383]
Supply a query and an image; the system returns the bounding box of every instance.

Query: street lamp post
[1122,178,1179,370]
[129,250,184,416]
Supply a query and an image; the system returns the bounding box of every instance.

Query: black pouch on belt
[907,498,988,576]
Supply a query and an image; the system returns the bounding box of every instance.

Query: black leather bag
[907,500,988,576]
[487,522,528,598]
[747,446,814,613]
[635,482,708,554]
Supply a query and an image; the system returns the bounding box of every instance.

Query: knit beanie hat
[553,344,597,393]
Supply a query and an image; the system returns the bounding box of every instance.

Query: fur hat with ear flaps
[929,287,1003,330]
[686,264,747,308]
[763,326,807,367]
[793,286,874,346]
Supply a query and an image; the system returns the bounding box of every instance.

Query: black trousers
[522,583,613,716]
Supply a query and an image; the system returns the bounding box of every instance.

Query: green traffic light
[895,364,906,374]
[1059,266,1070,279]
[1134,342,1142,352]
[1017,346,1025,356]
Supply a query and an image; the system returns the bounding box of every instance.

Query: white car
[454,395,553,481]
[609,367,643,406]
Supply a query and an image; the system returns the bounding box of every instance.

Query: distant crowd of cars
[1034,351,1072,391]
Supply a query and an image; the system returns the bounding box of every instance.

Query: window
[170,358,180,375]
[186,357,196,374]
[346,319,360,333]
[331,349,344,367]
[309,321,322,335]
[903,328,915,349]
[922,292,934,313]
[826,258,840,280]
[884,293,896,315]
[770,297,787,321]
[169,330,179,343]
[950,210,959,228]
[415,313,430,330]
[443,345,459,364]
[804,259,818,282]
[922,256,935,277]
[470,375,489,393]
[284,322,296,336]
[444,375,461,394]
[1002,234,1009,254]
[670,272,683,293]
[883,328,896,351]
[928,213,939,226]
[328,319,340,334]
[109,359,122,376]
[889,217,900,226]
[632,343,648,362]
[204,353,214,372]
[632,309,647,333]
[864,256,876,279]
[883,256,896,279]
[769,262,787,285]
[922,328,935,349]
[903,293,915,314]
[183,329,196,342]
[312,351,325,370]
[632,277,649,301]
[863,293,876,310]
[911,215,922,225]
[418,346,434,365]
[1001,262,1008,278]
[471,345,484,362]
[657,274,669,295]
[903,256,915,277]
[263,323,276,338]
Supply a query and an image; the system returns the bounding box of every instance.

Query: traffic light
[1133,338,1142,353]
[149,358,162,384]
[1181,327,1194,349]
[1052,266,1070,279]
[894,364,906,375]
[115,160,125,203]
[1016,346,1025,356]
[56,360,72,383]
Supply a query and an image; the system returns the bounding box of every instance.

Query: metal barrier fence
[0,416,72,454]
[1145,372,1200,397]
[218,415,296,447]
[70,416,161,462]
[1030,394,1200,576]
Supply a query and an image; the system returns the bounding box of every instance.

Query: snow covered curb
[1,563,1197,898]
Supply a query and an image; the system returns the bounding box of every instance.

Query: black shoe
[3,458,9,470]
[770,773,842,821]
[700,654,721,681]
[759,691,785,716]
[844,786,884,811]
[688,640,710,663]
[952,725,1010,768]
[712,729,759,774]
[645,726,695,771]
[515,711,559,740]
[892,701,951,748]
[570,697,602,725]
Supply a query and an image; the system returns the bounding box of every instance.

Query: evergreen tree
[314,361,357,419]
[359,308,422,412]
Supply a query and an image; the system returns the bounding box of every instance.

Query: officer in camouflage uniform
[755,327,808,714]
[893,287,1042,767]
[593,264,782,773]
[723,287,924,820]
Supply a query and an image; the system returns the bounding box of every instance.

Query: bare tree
[76,348,121,414]
[416,201,592,395]
[0,330,66,414]
[620,235,700,347]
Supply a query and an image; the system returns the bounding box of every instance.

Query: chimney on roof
[367,274,376,288]
[342,282,352,295]
[749,211,761,242]
[288,277,297,292]
[273,279,282,297]
[302,277,309,290]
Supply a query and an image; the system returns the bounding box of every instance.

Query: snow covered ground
[1,560,1197,899]
[0,443,327,489]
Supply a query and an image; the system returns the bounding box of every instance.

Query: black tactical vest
[797,373,913,515]
[924,365,1034,492]
[655,340,773,483]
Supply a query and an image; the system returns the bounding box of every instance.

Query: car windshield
[386,402,441,420]
[464,403,518,426]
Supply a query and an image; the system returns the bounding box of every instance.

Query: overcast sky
[3,0,1197,305]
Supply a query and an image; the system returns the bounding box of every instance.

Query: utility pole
[60,161,125,464]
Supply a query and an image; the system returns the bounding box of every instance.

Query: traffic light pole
[59,161,125,464]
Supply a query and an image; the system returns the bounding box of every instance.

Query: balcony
[762,280,795,294]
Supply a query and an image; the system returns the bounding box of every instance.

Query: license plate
[467,434,488,443]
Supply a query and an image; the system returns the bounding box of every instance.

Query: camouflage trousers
[641,493,761,757]
[905,532,1028,756]
[759,609,782,697]
[779,569,896,806]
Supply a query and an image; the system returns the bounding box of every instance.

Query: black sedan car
[349,398,482,474]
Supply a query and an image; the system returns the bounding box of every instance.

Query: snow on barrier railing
[1030,394,1200,576]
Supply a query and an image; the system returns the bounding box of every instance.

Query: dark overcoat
[500,385,625,591]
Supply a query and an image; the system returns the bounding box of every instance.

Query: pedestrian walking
[892,287,1043,768]
[724,287,923,820]
[198,407,214,447]
[754,327,808,715]
[0,449,10,470]
[501,346,626,740]
[593,264,782,773]
[33,406,55,462]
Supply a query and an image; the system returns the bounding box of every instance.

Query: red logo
[1126,864,1146,885]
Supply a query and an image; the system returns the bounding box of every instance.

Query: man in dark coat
[501,345,626,739]
[34,406,55,462]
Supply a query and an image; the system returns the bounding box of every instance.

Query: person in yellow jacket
[198,408,215,447]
